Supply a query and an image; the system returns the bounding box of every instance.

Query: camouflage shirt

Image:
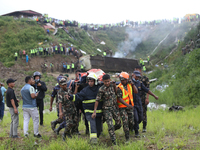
[96,84,117,109]
[140,75,150,101]
[57,88,76,114]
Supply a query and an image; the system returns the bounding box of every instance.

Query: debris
[169,105,184,111]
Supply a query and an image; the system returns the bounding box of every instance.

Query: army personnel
[92,74,121,145]
[135,66,149,132]
[58,78,78,140]
[117,72,138,142]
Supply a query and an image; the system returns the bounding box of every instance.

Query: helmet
[87,73,98,85]
[119,72,129,80]
[33,71,42,78]
[148,56,149,57]
[140,58,141,59]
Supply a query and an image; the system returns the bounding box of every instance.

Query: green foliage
[0,16,52,66]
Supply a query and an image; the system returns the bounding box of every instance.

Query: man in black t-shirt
[6,78,19,138]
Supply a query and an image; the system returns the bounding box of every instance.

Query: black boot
[62,132,72,141]
[51,121,58,131]
[85,128,89,135]
[54,126,62,135]
[112,140,116,145]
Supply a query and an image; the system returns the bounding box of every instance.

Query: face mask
[35,79,40,82]
[132,78,139,82]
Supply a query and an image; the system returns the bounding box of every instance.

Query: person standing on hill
[23,50,26,58]
[32,72,47,126]
[0,83,7,121]
[14,52,18,61]
[6,78,19,138]
[26,54,29,64]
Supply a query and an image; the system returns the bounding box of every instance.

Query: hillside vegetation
[148,22,200,106]
[0,16,126,67]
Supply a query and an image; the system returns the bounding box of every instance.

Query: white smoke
[114,27,150,58]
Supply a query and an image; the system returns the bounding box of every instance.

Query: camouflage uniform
[96,84,121,143]
[117,85,134,140]
[57,87,78,136]
[140,75,150,129]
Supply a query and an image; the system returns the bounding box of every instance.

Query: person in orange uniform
[117,72,138,142]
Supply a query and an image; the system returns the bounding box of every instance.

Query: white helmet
[87,72,98,85]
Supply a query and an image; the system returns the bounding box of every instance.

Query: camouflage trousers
[119,107,134,139]
[142,100,147,128]
[64,113,78,135]
[103,107,121,142]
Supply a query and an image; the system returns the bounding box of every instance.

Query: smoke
[114,27,150,58]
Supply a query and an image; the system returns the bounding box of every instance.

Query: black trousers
[36,99,44,125]
[75,102,89,132]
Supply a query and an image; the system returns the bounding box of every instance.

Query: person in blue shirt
[63,63,67,73]
[26,54,29,63]
[132,71,158,137]
[0,83,7,120]
[21,76,42,138]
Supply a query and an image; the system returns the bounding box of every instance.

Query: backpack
[0,87,3,102]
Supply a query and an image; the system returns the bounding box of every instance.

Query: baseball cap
[133,71,141,77]
[59,78,67,85]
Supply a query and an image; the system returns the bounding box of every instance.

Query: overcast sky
[0,0,200,24]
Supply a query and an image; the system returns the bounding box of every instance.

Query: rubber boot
[62,132,72,141]
[142,122,147,132]
[125,133,130,143]
[54,126,62,135]
[51,121,58,131]
[85,128,89,135]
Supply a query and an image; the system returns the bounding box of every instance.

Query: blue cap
[133,71,141,77]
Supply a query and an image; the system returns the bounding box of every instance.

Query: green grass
[1,106,200,149]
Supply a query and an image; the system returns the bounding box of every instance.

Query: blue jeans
[0,102,5,119]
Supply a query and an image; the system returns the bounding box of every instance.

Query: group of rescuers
[49,65,158,145]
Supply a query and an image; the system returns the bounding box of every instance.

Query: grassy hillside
[0,16,127,67]
[148,22,200,106]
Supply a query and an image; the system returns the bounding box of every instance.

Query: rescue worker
[80,64,84,72]
[58,78,78,141]
[92,74,121,145]
[71,62,75,72]
[117,72,138,142]
[103,51,106,57]
[67,64,70,73]
[50,63,54,72]
[55,45,58,54]
[143,66,146,72]
[140,58,142,66]
[135,66,149,132]
[69,73,103,144]
[15,52,18,61]
[147,56,150,64]
[132,71,158,137]
[142,59,144,66]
